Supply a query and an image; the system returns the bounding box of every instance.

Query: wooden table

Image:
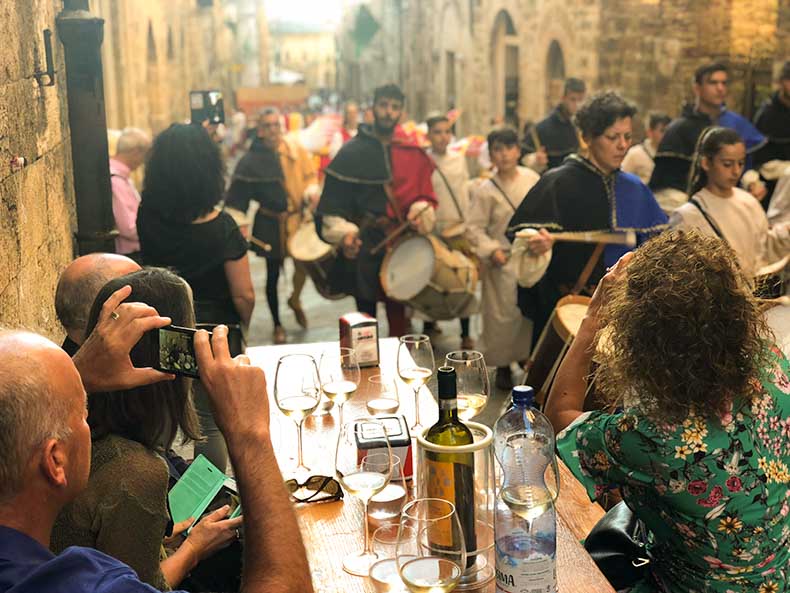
[248,338,614,593]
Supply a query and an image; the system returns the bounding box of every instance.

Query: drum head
[381,235,435,301]
[553,295,592,342]
[288,223,332,262]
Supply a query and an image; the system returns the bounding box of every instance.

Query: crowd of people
[0,56,789,593]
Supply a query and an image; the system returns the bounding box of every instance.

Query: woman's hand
[527,228,554,255]
[180,505,243,565]
[586,251,634,326]
[163,518,193,547]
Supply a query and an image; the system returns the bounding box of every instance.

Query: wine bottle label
[495,531,556,593]
[424,459,455,547]
[439,399,457,410]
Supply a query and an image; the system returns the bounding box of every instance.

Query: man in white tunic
[424,114,476,347]
[467,128,540,389]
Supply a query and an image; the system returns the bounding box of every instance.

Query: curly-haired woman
[546,231,790,593]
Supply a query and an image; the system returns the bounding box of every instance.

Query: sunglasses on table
[285,475,344,504]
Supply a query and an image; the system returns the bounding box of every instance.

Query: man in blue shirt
[0,286,312,593]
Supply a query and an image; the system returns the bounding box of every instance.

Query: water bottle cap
[511,385,534,406]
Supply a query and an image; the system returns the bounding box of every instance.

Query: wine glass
[369,523,416,593]
[367,374,401,416]
[396,498,466,593]
[274,354,321,476]
[368,455,408,528]
[335,417,394,576]
[319,347,361,425]
[445,350,489,421]
[397,334,435,431]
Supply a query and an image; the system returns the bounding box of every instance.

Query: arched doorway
[490,10,519,128]
[545,40,565,112]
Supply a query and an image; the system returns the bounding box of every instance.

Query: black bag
[583,501,650,590]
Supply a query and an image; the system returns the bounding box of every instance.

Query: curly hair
[594,230,770,423]
[574,91,637,139]
[141,123,225,223]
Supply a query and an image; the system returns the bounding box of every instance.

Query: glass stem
[362,500,372,554]
[296,420,304,467]
[414,387,421,426]
[338,401,344,426]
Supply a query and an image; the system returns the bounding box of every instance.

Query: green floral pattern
[557,345,790,593]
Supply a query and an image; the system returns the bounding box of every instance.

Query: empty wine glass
[274,354,321,476]
[335,417,393,576]
[397,334,435,431]
[445,350,489,421]
[319,347,361,425]
[396,498,466,593]
[369,523,416,593]
[367,374,401,416]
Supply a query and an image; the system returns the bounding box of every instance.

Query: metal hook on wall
[34,29,57,87]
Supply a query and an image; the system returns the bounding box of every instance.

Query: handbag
[583,501,650,590]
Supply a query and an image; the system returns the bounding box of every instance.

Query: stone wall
[0,0,76,338]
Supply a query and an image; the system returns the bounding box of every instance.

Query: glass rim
[401,497,456,521]
[445,350,485,363]
[398,333,431,343]
[276,353,316,362]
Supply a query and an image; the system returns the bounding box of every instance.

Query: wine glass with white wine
[335,417,393,576]
[397,334,434,431]
[396,498,466,593]
[319,347,361,425]
[444,350,489,421]
[274,354,321,476]
[366,374,401,416]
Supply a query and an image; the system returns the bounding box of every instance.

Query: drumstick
[249,236,273,252]
[370,203,434,255]
[516,228,637,247]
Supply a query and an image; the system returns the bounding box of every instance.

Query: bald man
[0,289,312,593]
[55,253,140,355]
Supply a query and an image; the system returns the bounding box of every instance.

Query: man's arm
[194,327,313,593]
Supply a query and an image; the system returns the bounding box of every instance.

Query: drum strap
[688,197,728,245]
[489,178,518,212]
[383,183,406,224]
[434,165,465,220]
[571,242,606,295]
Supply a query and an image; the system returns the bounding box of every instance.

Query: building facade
[338,0,787,136]
[270,20,337,92]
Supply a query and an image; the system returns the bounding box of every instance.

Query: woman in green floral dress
[546,231,790,593]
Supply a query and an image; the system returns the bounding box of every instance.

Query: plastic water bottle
[493,385,557,593]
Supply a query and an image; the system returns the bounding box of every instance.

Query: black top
[138,208,248,324]
[62,336,80,357]
[754,92,790,167]
[648,104,711,193]
[522,106,579,170]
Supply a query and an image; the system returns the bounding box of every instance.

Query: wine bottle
[424,366,477,569]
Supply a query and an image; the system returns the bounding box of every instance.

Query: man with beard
[649,62,767,213]
[226,108,319,344]
[315,84,437,336]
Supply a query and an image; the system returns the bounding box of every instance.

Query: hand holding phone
[155,325,210,378]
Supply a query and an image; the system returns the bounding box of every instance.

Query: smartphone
[190,90,225,125]
[155,325,208,378]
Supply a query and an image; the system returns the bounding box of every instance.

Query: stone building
[269,20,338,92]
[1,0,261,338]
[338,0,789,136]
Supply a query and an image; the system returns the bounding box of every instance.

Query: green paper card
[168,454,242,530]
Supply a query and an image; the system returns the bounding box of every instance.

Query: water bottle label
[495,530,556,593]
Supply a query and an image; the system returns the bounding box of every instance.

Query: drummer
[315,83,437,336]
[424,113,476,348]
[467,128,540,390]
[508,91,667,347]
[669,126,790,279]
[225,108,320,344]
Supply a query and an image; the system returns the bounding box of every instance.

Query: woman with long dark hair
[52,268,241,591]
[669,126,789,278]
[138,123,255,472]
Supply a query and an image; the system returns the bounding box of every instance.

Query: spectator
[138,123,255,472]
[54,253,140,356]
[621,111,671,183]
[111,128,152,257]
[0,289,311,593]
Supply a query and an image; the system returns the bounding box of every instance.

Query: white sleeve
[320,215,359,245]
[511,229,552,287]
